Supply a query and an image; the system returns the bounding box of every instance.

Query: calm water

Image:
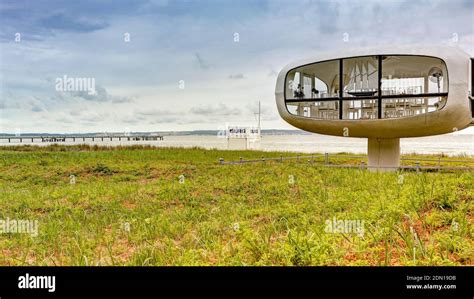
[2,134,473,156]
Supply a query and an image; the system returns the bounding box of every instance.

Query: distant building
[226,101,262,150]
[226,126,261,150]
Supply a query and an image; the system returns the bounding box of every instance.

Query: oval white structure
[275,46,473,170]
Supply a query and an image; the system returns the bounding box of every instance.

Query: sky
[0,0,473,133]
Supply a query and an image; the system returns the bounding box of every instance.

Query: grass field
[0,145,473,266]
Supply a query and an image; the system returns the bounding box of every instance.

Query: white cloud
[0,0,473,133]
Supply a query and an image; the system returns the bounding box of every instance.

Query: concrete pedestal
[367,138,400,172]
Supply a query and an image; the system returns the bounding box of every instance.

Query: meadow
[0,145,472,266]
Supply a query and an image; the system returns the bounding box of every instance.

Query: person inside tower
[294,84,305,98]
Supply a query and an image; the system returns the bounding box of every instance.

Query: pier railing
[0,135,164,143]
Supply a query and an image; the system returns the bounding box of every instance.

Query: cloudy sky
[0,0,473,133]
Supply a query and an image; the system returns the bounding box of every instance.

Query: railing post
[324,153,329,165]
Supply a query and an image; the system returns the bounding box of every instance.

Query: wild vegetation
[0,145,472,265]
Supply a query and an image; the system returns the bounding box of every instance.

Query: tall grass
[0,146,472,265]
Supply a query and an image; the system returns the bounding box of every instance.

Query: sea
[1,134,473,156]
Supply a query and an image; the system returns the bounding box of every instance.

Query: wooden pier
[0,135,164,143]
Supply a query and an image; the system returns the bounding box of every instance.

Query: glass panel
[343,99,378,120]
[285,55,448,120]
[381,96,447,118]
[287,101,339,119]
[342,56,379,97]
[285,60,340,100]
[381,56,448,95]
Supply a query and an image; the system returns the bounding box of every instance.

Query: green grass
[0,145,472,266]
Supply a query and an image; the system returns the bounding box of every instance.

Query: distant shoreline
[0,130,472,137]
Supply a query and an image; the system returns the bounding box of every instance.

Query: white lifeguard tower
[275,46,474,171]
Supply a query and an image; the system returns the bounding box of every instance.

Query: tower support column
[367,138,400,172]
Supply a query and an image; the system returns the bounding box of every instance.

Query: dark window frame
[284,54,449,120]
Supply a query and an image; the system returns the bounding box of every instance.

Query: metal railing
[218,153,474,172]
